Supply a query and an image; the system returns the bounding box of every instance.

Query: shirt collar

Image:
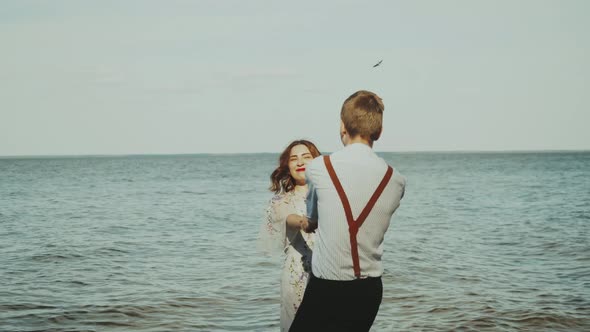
[344,142,373,153]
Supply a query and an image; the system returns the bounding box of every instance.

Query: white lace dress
[259,190,314,332]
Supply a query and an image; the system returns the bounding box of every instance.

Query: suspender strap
[323,155,393,278]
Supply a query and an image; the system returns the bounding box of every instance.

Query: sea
[1,152,589,331]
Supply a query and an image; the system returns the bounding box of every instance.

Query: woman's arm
[257,196,289,253]
[286,214,316,232]
[286,214,306,229]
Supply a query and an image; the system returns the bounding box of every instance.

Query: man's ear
[340,120,347,136]
[374,126,383,141]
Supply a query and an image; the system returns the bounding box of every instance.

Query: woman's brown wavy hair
[269,140,321,194]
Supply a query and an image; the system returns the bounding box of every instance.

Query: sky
[1,0,589,155]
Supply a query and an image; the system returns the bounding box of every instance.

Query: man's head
[340,90,384,146]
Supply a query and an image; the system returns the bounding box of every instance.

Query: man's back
[306,143,406,280]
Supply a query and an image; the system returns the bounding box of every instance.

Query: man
[290,90,406,332]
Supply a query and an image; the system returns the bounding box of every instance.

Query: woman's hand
[287,214,317,233]
[286,214,310,231]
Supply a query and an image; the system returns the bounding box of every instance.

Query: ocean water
[1,152,589,331]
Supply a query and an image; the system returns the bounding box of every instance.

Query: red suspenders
[323,155,393,279]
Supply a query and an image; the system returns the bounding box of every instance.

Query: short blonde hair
[341,90,384,142]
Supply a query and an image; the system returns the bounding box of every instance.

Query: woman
[259,139,321,331]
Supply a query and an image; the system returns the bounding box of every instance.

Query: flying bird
[372,60,383,68]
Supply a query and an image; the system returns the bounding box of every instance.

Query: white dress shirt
[306,143,406,280]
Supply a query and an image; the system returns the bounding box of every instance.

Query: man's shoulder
[391,168,406,185]
[309,155,327,171]
[305,156,326,185]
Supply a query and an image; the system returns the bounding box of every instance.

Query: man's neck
[345,136,373,148]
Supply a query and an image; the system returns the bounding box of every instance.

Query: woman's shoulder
[269,191,299,205]
[266,192,293,215]
[269,192,288,204]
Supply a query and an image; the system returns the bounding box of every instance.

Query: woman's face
[288,144,314,186]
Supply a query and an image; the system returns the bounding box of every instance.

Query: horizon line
[1,148,589,159]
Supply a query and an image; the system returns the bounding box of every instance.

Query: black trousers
[289,273,383,332]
